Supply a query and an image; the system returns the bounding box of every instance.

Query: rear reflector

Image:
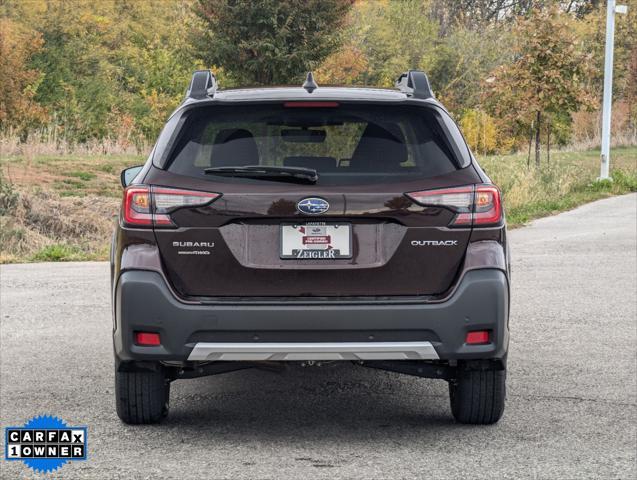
[122,186,221,228]
[134,332,161,346]
[465,330,490,345]
[283,101,339,108]
[405,184,502,227]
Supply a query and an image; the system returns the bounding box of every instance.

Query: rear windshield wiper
[204,165,318,184]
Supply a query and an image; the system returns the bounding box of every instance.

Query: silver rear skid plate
[187,341,439,361]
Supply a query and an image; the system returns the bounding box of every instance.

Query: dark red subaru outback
[111,70,510,425]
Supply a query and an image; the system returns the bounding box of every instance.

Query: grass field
[0,147,635,263]
[479,147,637,226]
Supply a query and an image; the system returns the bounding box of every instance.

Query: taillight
[123,187,153,226]
[473,185,501,226]
[122,186,220,228]
[152,187,221,227]
[405,184,502,227]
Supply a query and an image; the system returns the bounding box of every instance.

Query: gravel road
[1,193,636,479]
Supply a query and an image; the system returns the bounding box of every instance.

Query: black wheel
[449,365,505,424]
[115,365,170,424]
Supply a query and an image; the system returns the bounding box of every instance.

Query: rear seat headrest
[211,128,259,167]
[283,156,337,171]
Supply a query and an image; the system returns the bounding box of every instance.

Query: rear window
[163,104,470,185]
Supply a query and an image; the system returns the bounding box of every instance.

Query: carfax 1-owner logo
[4,415,87,474]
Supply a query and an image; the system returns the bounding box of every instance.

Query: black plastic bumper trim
[113,269,509,362]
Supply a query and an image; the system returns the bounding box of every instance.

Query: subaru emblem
[297,197,329,215]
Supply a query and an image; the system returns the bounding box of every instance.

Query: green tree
[428,26,508,112]
[318,0,504,112]
[341,0,438,87]
[484,7,594,165]
[0,18,47,133]
[193,0,354,85]
[315,45,369,85]
[1,0,199,142]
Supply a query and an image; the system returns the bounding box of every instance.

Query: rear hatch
[144,102,482,298]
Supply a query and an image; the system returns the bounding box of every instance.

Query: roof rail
[395,70,434,100]
[186,70,217,100]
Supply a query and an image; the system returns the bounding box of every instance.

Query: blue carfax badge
[4,415,88,474]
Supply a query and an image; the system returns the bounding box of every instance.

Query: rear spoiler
[395,70,434,100]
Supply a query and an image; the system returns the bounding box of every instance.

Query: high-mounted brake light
[283,101,339,108]
[122,186,220,228]
[405,184,502,227]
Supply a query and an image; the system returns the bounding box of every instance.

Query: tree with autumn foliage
[0,18,48,133]
[1,0,200,142]
[193,0,355,85]
[484,7,595,165]
[0,0,634,151]
[314,45,368,85]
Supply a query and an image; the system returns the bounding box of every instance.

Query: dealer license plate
[280,223,352,259]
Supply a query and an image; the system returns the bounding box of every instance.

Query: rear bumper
[187,341,439,361]
[113,269,509,362]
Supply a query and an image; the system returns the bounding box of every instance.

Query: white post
[600,1,627,180]
[600,0,616,180]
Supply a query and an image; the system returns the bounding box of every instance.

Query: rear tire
[115,365,170,424]
[449,365,505,424]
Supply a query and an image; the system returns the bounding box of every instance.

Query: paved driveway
[1,194,635,479]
